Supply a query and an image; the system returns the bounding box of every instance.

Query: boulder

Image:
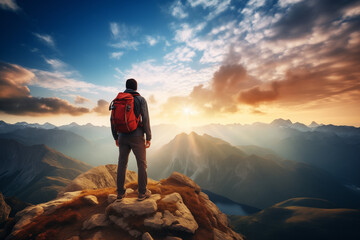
[106,194,161,217]
[61,165,137,194]
[0,192,11,224]
[108,215,130,231]
[169,172,201,193]
[38,191,82,215]
[85,231,105,240]
[13,205,44,231]
[107,194,117,204]
[161,193,198,233]
[82,214,108,230]
[142,232,154,240]
[144,212,163,229]
[144,193,198,234]
[83,195,99,205]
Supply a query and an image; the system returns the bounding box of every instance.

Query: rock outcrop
[5,167,244,240]
[0,192,10,224]
[60,164,137,194]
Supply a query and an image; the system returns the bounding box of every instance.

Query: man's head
[126,78,137,90]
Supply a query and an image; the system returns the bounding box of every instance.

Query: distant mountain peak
[309,121,320,128]
[271,118,293,127]
[68,122,80,127]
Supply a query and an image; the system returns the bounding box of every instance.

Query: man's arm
[140,97,152,141]
[110,115,118,144]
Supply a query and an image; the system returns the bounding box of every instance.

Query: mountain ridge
[149,132,360,209]
[0,139,91,204]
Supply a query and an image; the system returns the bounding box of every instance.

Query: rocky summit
[5,166,244,240]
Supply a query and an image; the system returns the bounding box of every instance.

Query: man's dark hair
[126,78,137,90]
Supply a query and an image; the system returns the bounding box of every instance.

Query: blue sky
[1,0,360,126]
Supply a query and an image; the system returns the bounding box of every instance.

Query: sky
[0,0,359,127]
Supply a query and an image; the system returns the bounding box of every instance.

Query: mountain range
[148,132,360,209]
[0,139,91,204]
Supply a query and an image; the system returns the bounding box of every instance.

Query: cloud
[146,36,160,46]
[109,22,141,52]
[188,0,221,8]
[33,33,55,47]
[187,0,231,20]
[164,46,196,62]
[0,0,20,11]
[158,38,360,118]
[171,0,188,19]
[110,22,119,38]
[110,41,140,50]
[44,58,67,70]
[74,95,90,104]
[270,0,359,41]
[110,51,124,59]
[92,99,109,115]
[0,62,90,116]
[109,22,140,39]
[0,62,34,98]
[30,58,116,94]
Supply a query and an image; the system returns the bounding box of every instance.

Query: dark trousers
[117,135,147,195]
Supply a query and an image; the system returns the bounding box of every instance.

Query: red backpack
[109,92,141,133]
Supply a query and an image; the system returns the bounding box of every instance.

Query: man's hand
[145,140,151,148]
[115,140,119,147]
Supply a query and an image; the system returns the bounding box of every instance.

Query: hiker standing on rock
[110,78,152,201]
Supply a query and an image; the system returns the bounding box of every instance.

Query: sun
[183,107,198,116]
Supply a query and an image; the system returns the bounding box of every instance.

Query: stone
[86,231,105,240]
[142,232,154,240]
[162,193,198,233]
[164,237,183,240]
[129,229,142,238]
[0,192,11,224]
[13,205,44,231]
[169,172,201,193]
[108,215,130,231]
[106,194,161,217]
[39,191,82,215]
[145,192,198,234]
[107,194,117,204]
[144,212,163,229]
[82,213,108,230]
[83,195,99,205]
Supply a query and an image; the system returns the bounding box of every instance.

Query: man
[111,78,152,201]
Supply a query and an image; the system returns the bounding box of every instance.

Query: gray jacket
[111,88,152,141]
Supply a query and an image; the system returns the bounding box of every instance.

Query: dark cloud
[0,97,89,116]
[0,62,90,116]
[186,49,260,114]
[270,0,360,40]
[92,99,109,115]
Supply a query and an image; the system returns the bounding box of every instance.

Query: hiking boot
[116,192,127,201]
[138,189,151,201]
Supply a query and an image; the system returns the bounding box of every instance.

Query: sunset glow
[0,0,359,127]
